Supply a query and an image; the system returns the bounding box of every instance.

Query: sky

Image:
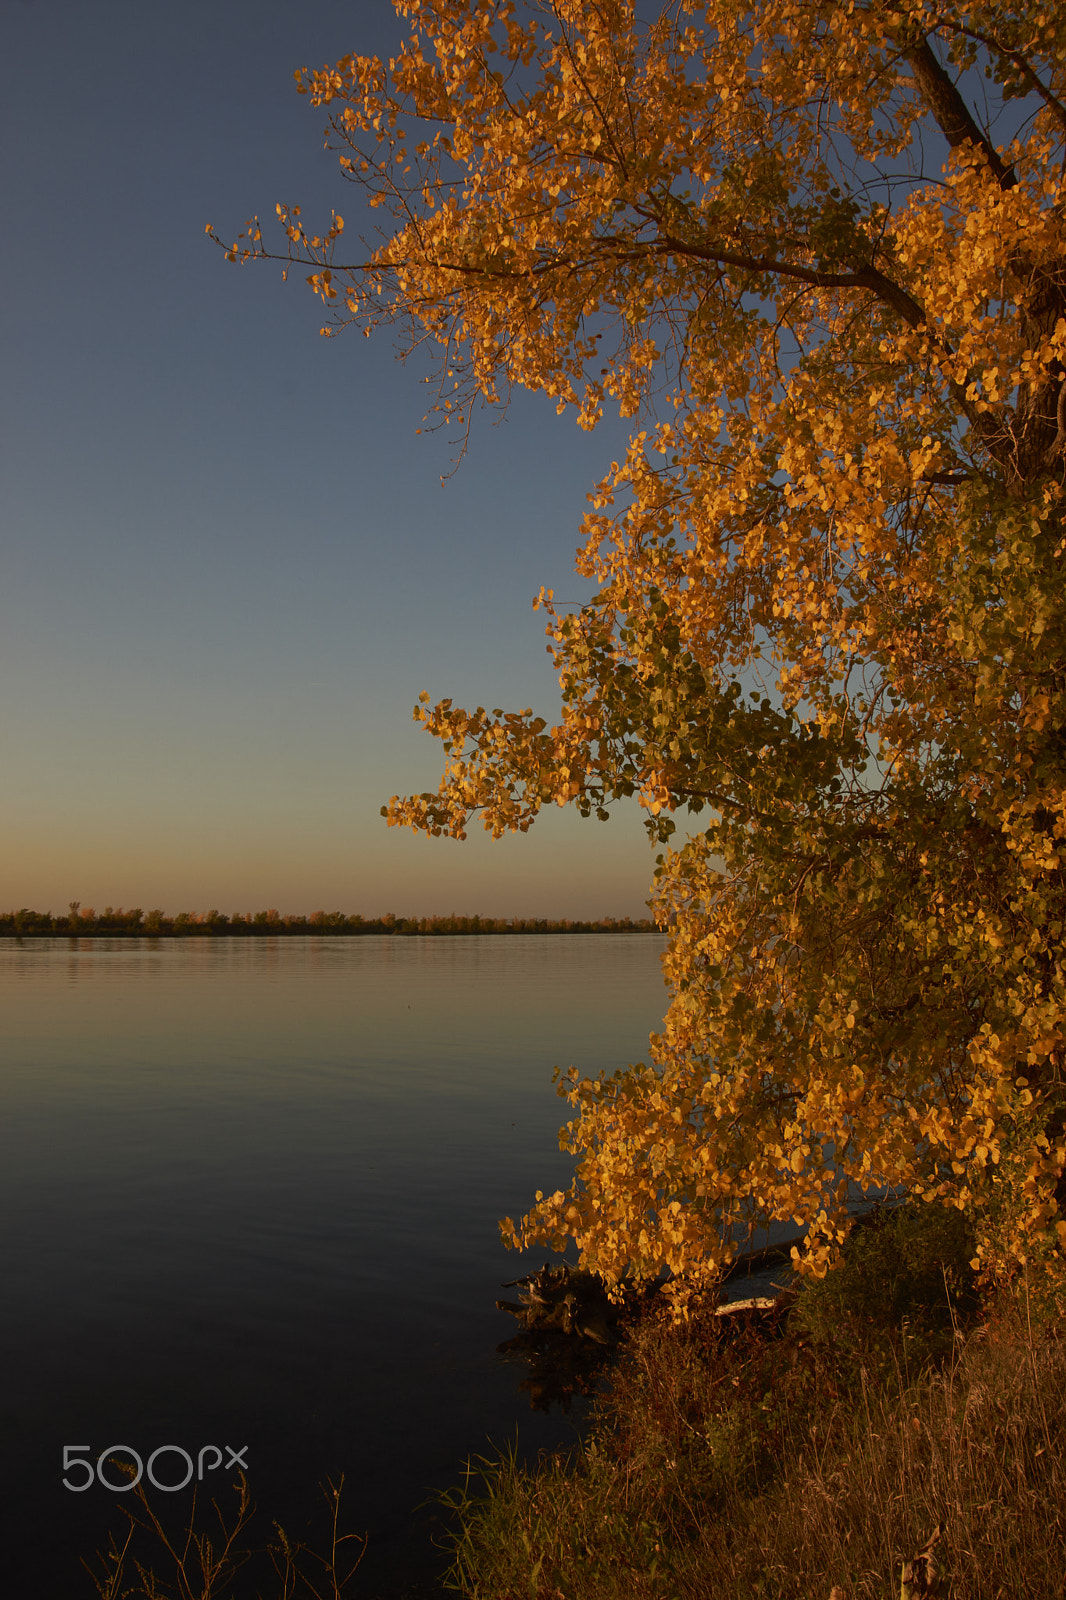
[1,0,666,919]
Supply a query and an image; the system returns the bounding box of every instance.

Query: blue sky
[1,0,663,918]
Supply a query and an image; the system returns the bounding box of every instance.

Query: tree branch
[904,37,1017,190]
[653,234,928,329]
[938,21,1066,141]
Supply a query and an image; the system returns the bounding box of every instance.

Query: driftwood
[498,1260,797,1343]
[714,1290,795,1318]
[495,1253,796,1411]
[495,1262,632,1411]
[496,1261,617,1344]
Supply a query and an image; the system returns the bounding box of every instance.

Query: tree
[218,0,1066,1293]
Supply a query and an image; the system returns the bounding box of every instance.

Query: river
[0,933,667,1598]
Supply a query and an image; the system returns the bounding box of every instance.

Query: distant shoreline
[1,909,660,939]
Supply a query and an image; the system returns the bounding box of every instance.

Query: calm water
[0,934,667,1597]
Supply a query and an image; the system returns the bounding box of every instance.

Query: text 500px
[62,1444,249,1491]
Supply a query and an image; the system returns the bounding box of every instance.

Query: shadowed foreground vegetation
[1,905,656,938]
[441,1202,1065,1600]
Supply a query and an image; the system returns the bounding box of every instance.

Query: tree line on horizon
[0,903,657,938]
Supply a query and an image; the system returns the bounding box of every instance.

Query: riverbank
[441,1203,1066,1600]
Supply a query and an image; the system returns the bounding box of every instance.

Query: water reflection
[0,934,666,1598]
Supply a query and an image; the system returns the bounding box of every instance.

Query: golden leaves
[224,0,1066,1297]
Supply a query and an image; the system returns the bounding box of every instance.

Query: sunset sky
[2,0,665,919]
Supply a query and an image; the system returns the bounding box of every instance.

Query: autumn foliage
[219,1,1066,1295]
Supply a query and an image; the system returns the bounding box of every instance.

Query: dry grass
[85,1472,366,1600]
[440,1294,1066,1600]
[683,1313,1066,1599]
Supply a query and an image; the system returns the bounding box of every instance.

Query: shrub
[792,1200,978,1368]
